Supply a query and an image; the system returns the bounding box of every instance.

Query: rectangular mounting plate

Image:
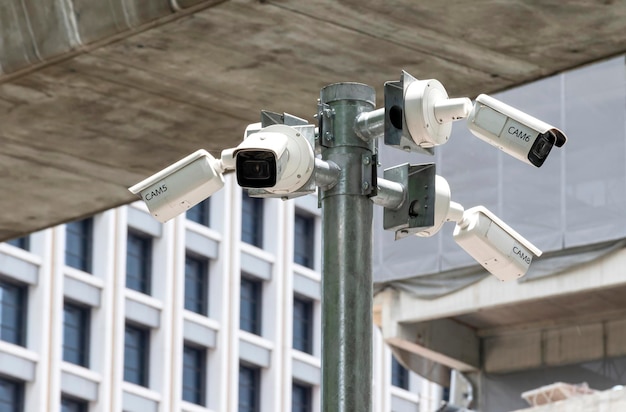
[383,162,436,240]
[384,71,434,156]
[261,110,309,127]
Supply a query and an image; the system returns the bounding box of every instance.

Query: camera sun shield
[129,150,225,223]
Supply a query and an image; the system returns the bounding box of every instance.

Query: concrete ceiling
[1,0,625,240]
[455,284,626,336]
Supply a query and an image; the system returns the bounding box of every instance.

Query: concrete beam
[388,319,480,372]
[375,249,626,325]
[383,313,626,377]
[376,289,479,385]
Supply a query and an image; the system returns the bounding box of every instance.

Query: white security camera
[453,206,542,281]
[128,149,234,223]
[467,94,567,167]
[234,124,315,194]
[412,174,541,281]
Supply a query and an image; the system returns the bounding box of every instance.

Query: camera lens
[528,132,554,167]
[236,151,277,188]
[242,160,271,180]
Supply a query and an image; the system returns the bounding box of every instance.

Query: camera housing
[404,79,473,148]
[467,94,567,167]
[402,172,541,281]
[129,149,228,223]
[414,175,463,238]
[384,71,472,153]
[234,124,315,194]
[453,206,542,281]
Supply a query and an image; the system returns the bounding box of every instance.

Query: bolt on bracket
[361,153,378,196]
[318,103,336,147]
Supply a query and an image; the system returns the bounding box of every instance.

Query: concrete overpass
[1,0,625,240]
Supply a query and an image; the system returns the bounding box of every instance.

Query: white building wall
[0,175,436,412]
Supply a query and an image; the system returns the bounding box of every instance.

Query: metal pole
[319,83,376,412]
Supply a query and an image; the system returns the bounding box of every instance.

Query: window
[187,199,210,226]
[241,193,263,248]
[292,296,313,354]
[65,218,93,272]
[63,302,90,367]
[124,324,149,387]
[6,236,29,251]
[126,231,152,294]
[61,396,88,412]
[238,364,260,412]
[184,254,208,316]
[240,276,262,335]
[292,382,312,412]
[294,213,314,269]
[442,386,450,403]
[391,355,409,390]
[0,279,27,346]
[182,344,206,406]
[0,376,23,412]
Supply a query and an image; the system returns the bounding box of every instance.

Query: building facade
[0,175,433,412]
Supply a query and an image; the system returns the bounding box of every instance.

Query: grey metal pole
[319,83,376,412]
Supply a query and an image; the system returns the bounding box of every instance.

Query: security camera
[411,174,541,281]
[234,124,315,194]
[384,71,472,152]
[128,149,234,223]
[467,94,567,167]
[453,206,542,281]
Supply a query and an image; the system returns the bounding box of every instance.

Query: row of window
[122,328,212,404]
[0,375,313,412]
[0,262,211,348]
[0,375,87,412]
[124,324,315,410]
[239,274,315,354]
[0,277,315,406]
[6,199,316,358]
[62,194,314,272]
[1,293,406,412]
[9,193,316,269]
[0,193,323,412]
[1,282,407,412]
[0,325,314,412]
[238,194,318,270]
[238,364,313,412]
[0,361,406,412]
